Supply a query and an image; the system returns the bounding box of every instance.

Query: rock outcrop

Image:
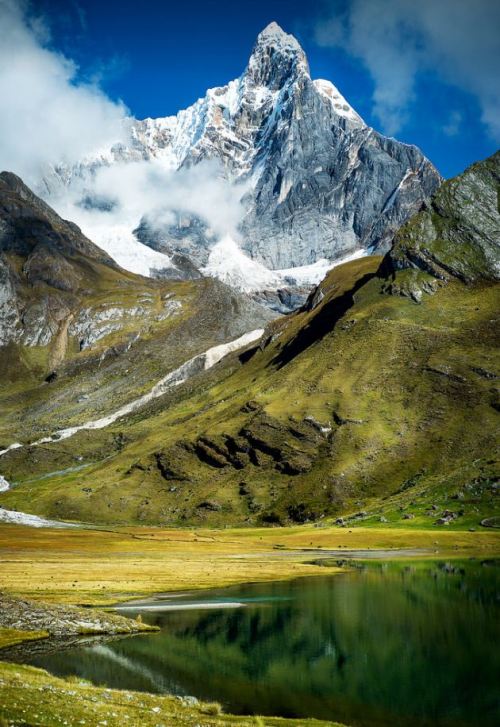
[0,593,156,638]
[387,150,500,293]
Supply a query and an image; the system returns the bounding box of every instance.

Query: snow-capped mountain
[41,22,441,307]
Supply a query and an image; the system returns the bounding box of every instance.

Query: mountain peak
[246,22,308,90]
[256,22,302,50]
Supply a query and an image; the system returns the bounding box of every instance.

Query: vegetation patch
[0,661,344,726]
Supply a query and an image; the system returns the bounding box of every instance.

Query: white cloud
[0,1,250,278]
[315,0,500,141]
[50,158,250,275]
[0,0,130,186]
[61,157,248,240]
[443,111,463,138]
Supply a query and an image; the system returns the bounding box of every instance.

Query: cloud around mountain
[52,158,250,276]
[0,3,439,297]
[0,1,249,275]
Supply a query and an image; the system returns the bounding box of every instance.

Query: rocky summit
[41,23,441,306]
[387,150,500,291]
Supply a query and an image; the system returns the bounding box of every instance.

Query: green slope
[0,154,499,529]
[0,172,272,445]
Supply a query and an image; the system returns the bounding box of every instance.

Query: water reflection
[25,561,500,726]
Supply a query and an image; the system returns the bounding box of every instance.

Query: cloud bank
[0,0,129,186]
[315,0,500,141]
[52,158,250,275]
[0,1,249,277]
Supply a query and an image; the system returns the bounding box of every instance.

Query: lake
[19,560,500,726]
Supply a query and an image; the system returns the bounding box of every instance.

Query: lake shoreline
[1,522,497,606]
[3,557,498,727]
[0,522,498,726]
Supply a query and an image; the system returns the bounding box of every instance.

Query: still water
[24,560,500,726]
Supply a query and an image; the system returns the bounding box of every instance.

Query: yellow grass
[0,627,48,650]
[0,523,498,605]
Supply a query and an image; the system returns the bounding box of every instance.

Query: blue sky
[19,0,500,177]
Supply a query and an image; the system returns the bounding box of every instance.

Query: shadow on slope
[273,272,377,369]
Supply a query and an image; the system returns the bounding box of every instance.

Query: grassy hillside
[0,660,344,727]
[1,253,497,528]
[0,274,270,443]
[0,154,498,529]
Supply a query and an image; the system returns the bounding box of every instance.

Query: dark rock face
[150,251,202,282]
[134,214,207,278]
[155,451,190,481]
[251,286,312,314]
[0,172,117,347]
[23,245,82,292]
[387,150,500,287]
[0,172,114,266]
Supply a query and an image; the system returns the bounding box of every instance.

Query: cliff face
[388,150,500,286]
[0,170,116,348]
[42,23,441,294]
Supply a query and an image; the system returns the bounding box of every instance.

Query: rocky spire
[245,21,309,90]
[41,21,442,291]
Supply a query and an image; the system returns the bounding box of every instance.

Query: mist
[0,0,249,276]
[48,158,250,275]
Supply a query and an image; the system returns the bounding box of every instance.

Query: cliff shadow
[272,272,376,369]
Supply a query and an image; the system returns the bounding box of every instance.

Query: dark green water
[25,560,500,726]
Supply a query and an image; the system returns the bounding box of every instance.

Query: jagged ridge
[42,22,441,298]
